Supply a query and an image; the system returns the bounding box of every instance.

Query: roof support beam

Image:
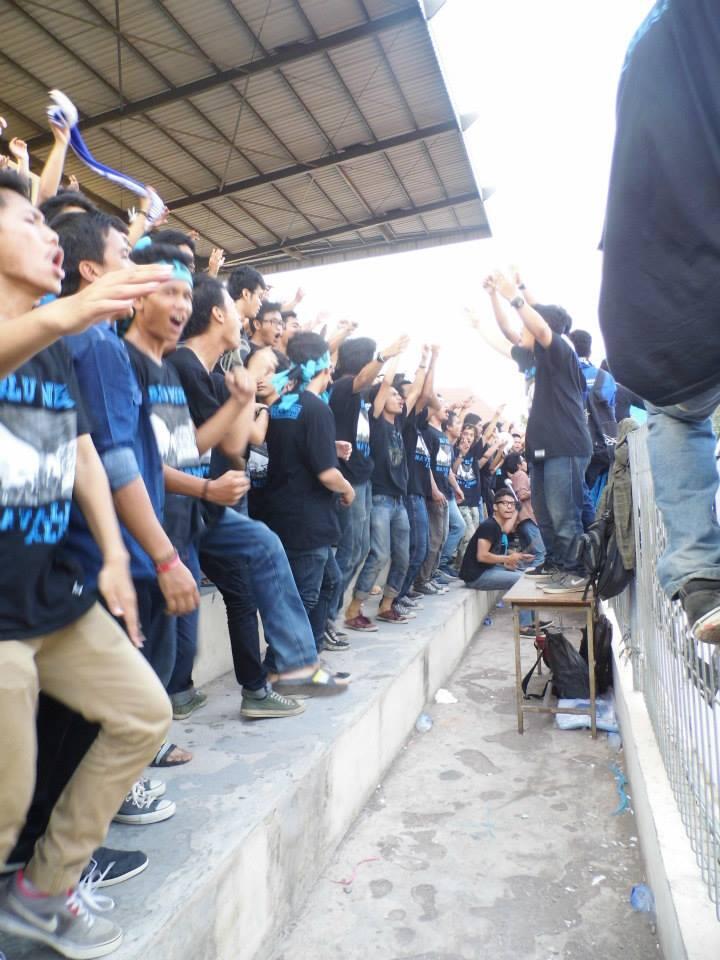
[168,121,455,210]
[24,7,423,150]
[223,192,481,263]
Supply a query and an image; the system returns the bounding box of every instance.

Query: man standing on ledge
[599,0,720,643]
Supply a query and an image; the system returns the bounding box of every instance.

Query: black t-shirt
[460,517,508,583]
[126,342,203,547]
[0,343,95,639]
[402,409,432,498]
[523,333,592,463]
[166,346,236,524]
[423,423,453,497]
[454,441,482,508]
[599,1,720,406]
[329,375,373,485]
[264,391,340,550]
[614,381,646,422]
[370,409,408,498]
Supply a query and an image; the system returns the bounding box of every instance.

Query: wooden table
[504,577,597,738]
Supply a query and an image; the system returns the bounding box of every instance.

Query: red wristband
[156,550,180,575]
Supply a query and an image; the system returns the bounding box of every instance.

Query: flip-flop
[273,667,350,699]
[149,742,192,767]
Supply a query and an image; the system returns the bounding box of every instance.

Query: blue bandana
[271,351,331,412]
[132,236,193,288]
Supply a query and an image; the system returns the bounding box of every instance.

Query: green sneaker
[172,689,207,721]
[240,689,305,719]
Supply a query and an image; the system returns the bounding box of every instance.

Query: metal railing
[612,428,720,917]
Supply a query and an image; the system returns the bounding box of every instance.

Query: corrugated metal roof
[5,0,488,271]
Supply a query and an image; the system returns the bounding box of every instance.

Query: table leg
[513,607,524,734]
[587,606,597,739]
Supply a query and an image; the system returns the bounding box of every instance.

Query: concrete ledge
[609,606,720,960]
[4,585,493,960]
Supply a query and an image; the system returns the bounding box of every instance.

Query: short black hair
[131,240,192,270]
[39,190,96,223]
[493,487,517,505]
[0,169,31,204]
[568,329,592,358]
[286,331,328,365]
[250,299,282,333]
[335,336,376,378]
[281,310,298,322]
[503,452,524,475]
[184,274,227,339]
[54,210,128,297]
[152,228,195,254]
[535,303,572,336]
[463,412,481,427]
[227,265,266,301]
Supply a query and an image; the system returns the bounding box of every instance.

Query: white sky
[268,0,654,418]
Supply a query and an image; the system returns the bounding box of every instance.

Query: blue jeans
[440,496,466,568]
[518,518,546,568]
[134,578,175,688]
[466,566,532,626]
[285,546,340,652]
[398,494,429,599]
[530,456,588,572]
[646,384,720,597]
[354,495,410,600]
[168,544,201,701]
[331,480,372,619]
[198,508,317,675]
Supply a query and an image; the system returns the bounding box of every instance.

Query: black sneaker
[415,581,440,596]
[324,622,351,650]
[407,589,424,601]
[525,562,559,581]
[679,579,720,644]
[80,848,149,888]
[519,619,555,639]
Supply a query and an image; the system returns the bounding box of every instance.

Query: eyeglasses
[262,318,285,328]
[496,500,516,507]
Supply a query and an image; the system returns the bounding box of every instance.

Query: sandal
[273,667,350,699]
[149,742,192,767]
[377,608,410,624]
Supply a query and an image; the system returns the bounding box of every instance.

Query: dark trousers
[285,546,341,653]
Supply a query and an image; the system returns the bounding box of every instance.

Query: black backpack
[580,612,614,693]
[577,507,633,601]
[522,629,590,700]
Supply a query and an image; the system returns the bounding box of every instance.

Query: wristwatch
[510,295,525,310]
[375,352,386,364]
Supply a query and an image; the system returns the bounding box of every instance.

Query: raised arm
[352,334,410,393]
[372,354,400,419]
[37,122,70,204]
[404,344,431,415]
[492,271,552,349]
[194,367,255,457]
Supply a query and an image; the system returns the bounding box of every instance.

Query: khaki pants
[0,603,171,894]
[457,505,480,564]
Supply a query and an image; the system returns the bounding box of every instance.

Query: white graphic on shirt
[436,442,452,470]
[0,408,76,507]
[150,406,200,471]
[457,459,476,485]
[356,402,370,456]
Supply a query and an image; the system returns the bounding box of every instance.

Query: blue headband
[271,351,331,411]
[132,236,194,288]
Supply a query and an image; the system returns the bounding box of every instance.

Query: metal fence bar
[612,427,720,918]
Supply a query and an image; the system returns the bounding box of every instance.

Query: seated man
[459,488,549,638]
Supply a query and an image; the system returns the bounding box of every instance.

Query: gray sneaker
[240,688,305,719]
[0,870,122,958]
[541,573,588,595]
[112,780,176,825]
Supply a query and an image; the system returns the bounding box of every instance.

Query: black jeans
[198,551,267,692]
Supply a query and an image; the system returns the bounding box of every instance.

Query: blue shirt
[64,323,164,583]
[578,359,617,414]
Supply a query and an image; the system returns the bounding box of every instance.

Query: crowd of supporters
[0,106,629,958]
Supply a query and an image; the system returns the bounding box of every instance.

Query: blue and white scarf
[47,90,165,223]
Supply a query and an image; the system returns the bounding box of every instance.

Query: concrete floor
[274,608,662,960]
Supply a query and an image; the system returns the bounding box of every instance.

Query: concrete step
[2,584,493,960]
